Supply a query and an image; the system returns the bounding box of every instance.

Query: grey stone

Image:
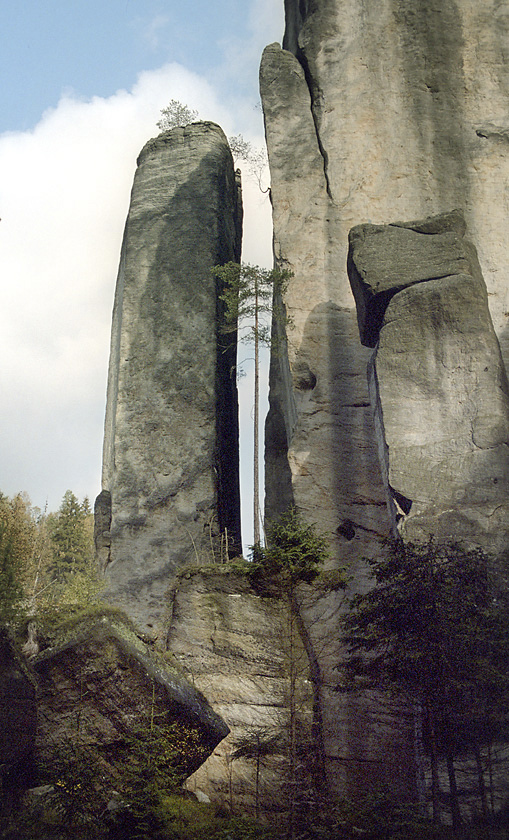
[167,567,314,822]
[98,122,242,633]
[33,611,228,781]
[262,0,509,805]
[348,211,482,347]
[93,489,111,572]
[354,216,509,551]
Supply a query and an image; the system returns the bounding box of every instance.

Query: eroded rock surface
[166,567,314,822]
[261,0,509,802]
[33,611,228,781]
[349,212,509,555]
[98,122,242,633]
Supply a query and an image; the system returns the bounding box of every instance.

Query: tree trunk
[487,741,495,814]
[427,705,442,824]
[446,750,462,828]
[255,740,260,820]
[253,277,260,545]
[474,743,489,820]
[414,701,427,814]
[288,594,297,840]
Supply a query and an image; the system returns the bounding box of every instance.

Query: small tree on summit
[156,99,199,131]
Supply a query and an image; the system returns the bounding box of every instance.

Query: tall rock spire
[96,122,242,634]
[261,0,509,801]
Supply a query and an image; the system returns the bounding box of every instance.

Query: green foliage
[39,738,107,838]
[0,521,24,623]
[0,492,39,622]
[111,715,208,840]
[213,261,291,351]
[47,491,94,581]
[131,795,276,840]
[343,539,508,721]
[248,508,335,589]
[0,487,104,641]
[157,100,199,131]
[213,261,293,544]
[342,538,509,823]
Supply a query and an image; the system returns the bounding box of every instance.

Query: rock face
[97,122,243,633]
[33,612,228,781]
[348,211,509,554]
[261,0,509,559]
[261,0,509,802]
[166,567,315,823]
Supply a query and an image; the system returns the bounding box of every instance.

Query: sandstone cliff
[97,122,243,634]
[261,0,509,803]
[262,0,509,560]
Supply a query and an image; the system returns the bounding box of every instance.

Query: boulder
[32,611,228,783]
[348,211,479,347]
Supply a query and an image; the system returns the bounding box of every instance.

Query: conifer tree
[213,262,292,545]
[48,490,94,581]
[343,538,509,825]
[0,492,36,622]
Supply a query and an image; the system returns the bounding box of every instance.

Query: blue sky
[1,1,270,132]
[0,0,283,548]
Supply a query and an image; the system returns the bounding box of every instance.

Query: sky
[0,0,284,549]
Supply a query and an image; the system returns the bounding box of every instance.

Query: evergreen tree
[0,492,37,622]
[213,262,292,545]
[248,509,343,839]
[48,490,94,581]
[343,538,509,825]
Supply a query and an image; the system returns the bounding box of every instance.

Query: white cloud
[0,58,273,515]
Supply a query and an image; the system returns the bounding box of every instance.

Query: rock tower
[95,122,242,634]
[261,0,509,798]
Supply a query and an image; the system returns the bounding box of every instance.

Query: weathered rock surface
[166,567,314,822]
[98,122,242,633]
[261,0,509,803]
[276,0,509,365]
[348,210,477,347]
[348,212,509,555]
[262,0,509,557]
[32,611,228,781]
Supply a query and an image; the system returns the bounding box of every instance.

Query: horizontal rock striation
[166,567,314,823]
[97,122,242,633]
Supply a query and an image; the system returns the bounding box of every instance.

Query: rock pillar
[261,0,509,801]
[97,122,242,634]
